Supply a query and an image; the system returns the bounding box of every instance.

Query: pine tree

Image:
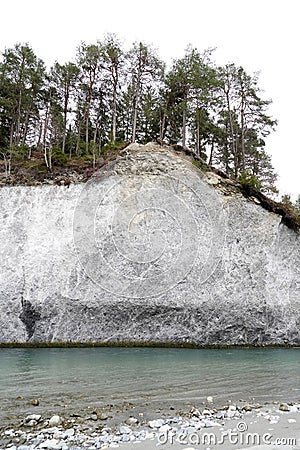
[127,42,164,142]
[99,34,124,144]
[50,62,79,154]
[0,43,45,172]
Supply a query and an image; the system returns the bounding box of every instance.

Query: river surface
[0,347,300,426]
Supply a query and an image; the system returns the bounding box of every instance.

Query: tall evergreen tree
[99,34,124,144]
[0,43,45,153]
[50,62,79,153]
[76,43,102,154]
[127,42,164,142]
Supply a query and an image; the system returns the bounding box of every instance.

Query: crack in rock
[19,299,41,339]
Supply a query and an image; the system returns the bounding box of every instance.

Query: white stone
[25,414,42,422]
[119,426,131,434]
[39,439,61,449]
[148,419,165,428]
[49,415,62,427]
[63,428,75,438]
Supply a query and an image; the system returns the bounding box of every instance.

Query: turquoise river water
[0,347,300,426]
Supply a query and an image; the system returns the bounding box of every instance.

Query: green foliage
[239,171,262,191]
[51,147,68,166]
[0,37,278,192]
[80,153,94,163]
[0,43,45,152]
[281,194,293,209]
[101,140,125,158]
[192,159,209,171]
[294,195,300,215]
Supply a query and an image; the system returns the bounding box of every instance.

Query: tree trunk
[240,91,246,172]
[1,153,11,178]
[43,102,50,169]
[37,119,43,150]
[9,121,14,147]
[160,110,167,141]
[15,89,22,145]
[21,110,30,146]
[85,114,89,153]
[225,88,238,178]
[112,79,117,143]
[182,108,186,147]
[62,102,67,153]
[208,141,214,165]
[132,88,140,143]
[48,148,52,171]
[160,95,169,141]
[181,88,188,147]
[196,115,200,155]
[75,123,81,156]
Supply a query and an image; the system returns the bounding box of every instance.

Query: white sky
[0,0,299,199]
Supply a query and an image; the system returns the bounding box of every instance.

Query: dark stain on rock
[19,299,41,339]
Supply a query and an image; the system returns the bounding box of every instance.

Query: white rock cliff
[0,143,299,344]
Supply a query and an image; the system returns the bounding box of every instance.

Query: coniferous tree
[50,62,79,154]
[0,37,279,193]
[99,34,124,144]
[0,43,45,163]
[127,42,164,142]
[76,43,103,154]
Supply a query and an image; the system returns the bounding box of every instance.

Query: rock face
[0,142,299,344]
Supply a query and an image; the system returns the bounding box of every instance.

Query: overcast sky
[1,0,299,199]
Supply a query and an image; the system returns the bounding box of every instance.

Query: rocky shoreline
[1,400,300,449]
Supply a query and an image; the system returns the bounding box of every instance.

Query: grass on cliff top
[0,141,129,186]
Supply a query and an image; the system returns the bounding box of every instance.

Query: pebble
[120,434,130,442]
[49,415,62,426]
[227,405,238,418]
[27,420,38,427]
[148,419,165,428]
[40,438,61,449]
[25,414,42,423]
[269,415,280,424]
[119,426,131,434]
[4,429,15,436]
[190,407,201,417]
[125,417,138,425]
[90,414,98,421]
[63,428,75,438]
[279,403,290,412]
[242,404,252,412]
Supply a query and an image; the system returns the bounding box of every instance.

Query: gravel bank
[1,401,300,449]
